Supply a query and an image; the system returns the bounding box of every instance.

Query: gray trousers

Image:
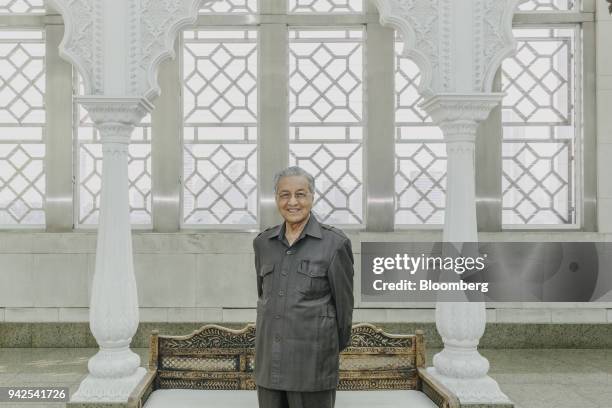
[257,386,336,408]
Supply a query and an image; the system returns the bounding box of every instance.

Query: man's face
[275,175,314,225]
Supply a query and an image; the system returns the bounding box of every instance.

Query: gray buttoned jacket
[253,214,354,392]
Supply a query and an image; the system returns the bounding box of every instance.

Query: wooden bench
[128,323,459,408]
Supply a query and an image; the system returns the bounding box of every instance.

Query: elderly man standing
[253,166,355,408]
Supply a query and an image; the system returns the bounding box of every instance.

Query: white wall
[1,231,611,323]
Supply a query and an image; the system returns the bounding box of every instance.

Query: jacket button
[275,315,281,319]
[278,290,284,297]
[281,270,288,276]
[275,334,281,342]
[286,249,294,255]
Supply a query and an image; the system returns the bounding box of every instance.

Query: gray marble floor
[0,348,610,408]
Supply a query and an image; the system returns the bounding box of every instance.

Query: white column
[422,94,511,405]
[45,0,217,403]
[71,97,152,403]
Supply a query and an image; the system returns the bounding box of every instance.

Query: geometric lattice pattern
[0,31,45,125]
[0,30,45,226]
[290,143,362,224]
[199,0,256,14]
[518,0,577,10]
[0,143,45,225]
[288,0,363,13]
[396,143,446,225]
[0,0,44,13]
[395,54,430,125]
[160,356,238,371]
[289,29,363,224]
[502,141,571,224]
[502,28,577,225]
[183,30,257,225]
[75,76,152,226]
[339,354,414,371]
[503,29,573,125]
[394,40,446,226]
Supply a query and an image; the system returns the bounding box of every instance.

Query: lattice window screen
[288,0,363,13]
[502,27,577,225]
[74,77,152,226]
[0,30,45,226]
[289,29,363,225]
[0,0,44,13]
[182,29,258,226]
[200,0,257,14]
[394,39,446,226]
[518,0,578,10]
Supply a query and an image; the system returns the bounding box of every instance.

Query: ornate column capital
[78,97,154,146]
[421,93,503,142]
[421,93,503,123]
[373,0,522,97]
[77,96,153,125]
[46,0,218,101]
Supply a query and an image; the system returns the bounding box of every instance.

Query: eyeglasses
[276,191,311,202]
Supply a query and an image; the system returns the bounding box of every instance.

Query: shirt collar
[269,213,323,241]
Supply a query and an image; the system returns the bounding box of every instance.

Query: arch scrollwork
[45,0,219,101]
[373,0,523,96]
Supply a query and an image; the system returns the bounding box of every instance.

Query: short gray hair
[273,166,315,194]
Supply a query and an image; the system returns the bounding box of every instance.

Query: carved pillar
[422,95,510,403]
[71,98,151,402]
[45,0,216,403]
[373,0,521,404]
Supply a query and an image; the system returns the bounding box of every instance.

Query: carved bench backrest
[149,323,425,391]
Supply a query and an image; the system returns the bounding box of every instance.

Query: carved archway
[45,0,218,100]
[374,0,521,97]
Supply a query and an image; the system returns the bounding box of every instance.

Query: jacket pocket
[296,261,329,297]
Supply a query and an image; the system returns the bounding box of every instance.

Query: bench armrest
[417,368,460,408]
[127,369,157,408]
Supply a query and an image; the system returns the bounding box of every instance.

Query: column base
[70,366,146,403]
[427,367,512,406]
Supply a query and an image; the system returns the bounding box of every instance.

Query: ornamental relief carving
[135,0,191,99]
[134,0,216,99]
[51,0,520,101]
[375,0,521,95]
[478,0,522,92]
[47,0,216,100]
[158,323,415,351]
[47,0,102,94]
[374,0,443,97]
[160,325,257,351]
